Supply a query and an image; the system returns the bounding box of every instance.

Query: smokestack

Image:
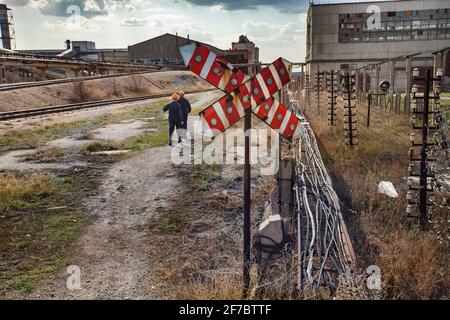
[0,4,12,50]
[65,40,71,50]
[187,34,190,44]
[176,32,179,47]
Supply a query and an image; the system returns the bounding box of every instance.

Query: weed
[0,171,87,298]
[305,94,449,299]
[159,212,184,233]
[0,173,56,214]
[81,141,117,153]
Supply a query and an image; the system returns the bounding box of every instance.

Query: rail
[0,71,152,92]
[0,50,161,70]
[0,88,216,121]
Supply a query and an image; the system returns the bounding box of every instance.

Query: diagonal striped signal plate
[180,43,302,140]
[180,43,250,93]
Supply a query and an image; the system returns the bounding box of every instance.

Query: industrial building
[128,33,224,66]
[22,40,128,63]
[227,35,260,75]
[128,33,260,75]
[306,0,450,91]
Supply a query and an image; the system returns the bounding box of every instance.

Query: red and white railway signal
[180,43,249,93]
[180,43,302,140]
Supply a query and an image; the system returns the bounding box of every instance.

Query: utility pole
[406,68,442,229]
[342,71,357,148]
[327,70,337,127]
[389,59,396,112]
[243,105,251,297]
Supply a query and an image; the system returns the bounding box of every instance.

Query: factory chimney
[66,39,71,50]
[0,4,12,50]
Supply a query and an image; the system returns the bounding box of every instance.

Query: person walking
[178,91,191,141]
[163,93,184,146]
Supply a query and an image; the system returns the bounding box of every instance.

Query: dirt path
[28,145,180,299]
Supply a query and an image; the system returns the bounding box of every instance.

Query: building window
[438,30,446,39]
[339,8,450,43]
[421,20,430,29]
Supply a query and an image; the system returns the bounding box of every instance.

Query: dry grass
[72,81,107,102]
[0,173,56,215]
[148,161,278,300]
[72,81,89,103]
[304,94,449,300]
[0,171,89,297]
[22,147,65,163]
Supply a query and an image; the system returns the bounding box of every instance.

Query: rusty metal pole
[375,64,380,106]
[389,59,395,112]
[405,57,412,114]
[243,105,251,297]
[362,67,367,102]
[278,91,282,213]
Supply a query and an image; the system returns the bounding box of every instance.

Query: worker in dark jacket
[163,93,184,146]
[178,91,191,140]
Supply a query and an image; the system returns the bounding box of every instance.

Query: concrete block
[258,214,289,262]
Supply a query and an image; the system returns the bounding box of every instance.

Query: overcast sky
[2,0,386,62]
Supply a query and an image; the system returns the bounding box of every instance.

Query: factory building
[128,33,260,75]
[306,0,450,91]
[227,35,260,76]
[128,33,224,66]
[22,40,128,63]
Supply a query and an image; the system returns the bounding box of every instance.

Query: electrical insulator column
[342,71,357,148]
[305,73,311,111]
[406,68,442,229]
[315,71,324,114]
[327,70,338,127]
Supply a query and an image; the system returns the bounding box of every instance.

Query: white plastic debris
[378,181,399,198]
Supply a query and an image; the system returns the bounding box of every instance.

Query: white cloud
[84,0,102,12]
[209,4,227,13]
[42,15,102,31]
[120,17,149,26]
[242,19,305,62]
[243,20,304,42]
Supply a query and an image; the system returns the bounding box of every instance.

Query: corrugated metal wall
[128,34,224,64]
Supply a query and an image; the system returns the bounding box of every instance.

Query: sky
[1,0,387,62]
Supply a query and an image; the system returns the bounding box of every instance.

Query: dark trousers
[179,116,188,139]
[169,121,182,144]
[182,116,188,130]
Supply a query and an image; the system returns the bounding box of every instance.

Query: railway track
[0,71,152,92]
[0,88,216,121]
